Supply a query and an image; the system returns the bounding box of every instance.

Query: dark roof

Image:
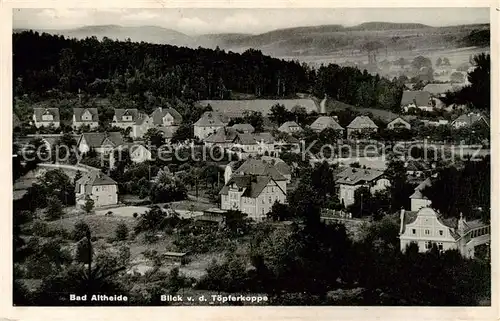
[231,123,255,133]
[33,108,60,122]
[278,121,302,132]
[310,116,344,131]
[452,113,490,127]
[401,91,431,107]
[336,167,384,185]
[219,174,285,198]
[113,109,139,123]
[253,132,275,144]
[150,107,183,126]
[73,108,99,122]
[75,170,117,193]
[80,132,124,148]
[234,133,257,145]
[206,127,238,144]
[194,111,229,127]
[409,178,432,199]
[387,117,411,128]
[423,83,464,95]
[235,158,287,181]
[347,116,378,129]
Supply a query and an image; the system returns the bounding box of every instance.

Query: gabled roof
[253,132,275,144]
[401,91,431,107]
[409,177,432,199]
[197,99,318,118]
[33,108,60,122]
[387,117,411,128]
[205,127,238,144]
[80,132,124,148]
[278,121,302,132]
[150,107,183,126]
[234,158,287,181]
[219,174,285,198]
[451,113,490,127]
[347,116,378,129]
[231,123,255,133]
[135,112,150,125]
[310,116,344,131]
[335,167,384,185]
[73,108,99,122]
[194,111,229,127]
[75,170,117,194]
[234,133,257,145]
[113,109,139,123]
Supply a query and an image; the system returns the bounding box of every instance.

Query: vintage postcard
[1,1,498,320]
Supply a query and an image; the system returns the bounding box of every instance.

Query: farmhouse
[310,116,344,133]
[75,170,118,207]
[73,108,99,129]
[33,108,60,128]
[111,109,153,139]
[78,132,125,155]
[387,117,411,130]
[197,99,318,118]
[150,107,182,127]
[451,112,489,129]
[231,123,255,133]
[400,91,432,112]
[109,143,152,169]
[219,174,287,221]
[278,121,302,134]
[205,127,238,148]
[346,116,378,139]
[399,208,490,258]
[193,111,230,140]
[336,167,390,207]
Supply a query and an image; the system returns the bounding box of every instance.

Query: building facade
[75,171,118,207]
[33,108,60,128]
[193,111,229,140]
[73,108,99,129]
[336,167,390,207]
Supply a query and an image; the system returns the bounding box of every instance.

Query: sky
[13,8,490,35]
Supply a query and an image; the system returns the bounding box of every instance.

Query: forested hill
[13,31,404,114]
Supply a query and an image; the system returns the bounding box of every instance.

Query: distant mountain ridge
[14,22,490,56]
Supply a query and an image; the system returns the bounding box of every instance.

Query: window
[269,196,272,203]
[439,230,444,236]
[425,241,432,250]
[425,229,430,235]
[412,229,416,235]
[261,208,265,215]
[262,199,265,204]
[437,243,443,251]
[271,186,274,192]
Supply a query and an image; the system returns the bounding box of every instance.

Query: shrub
[115,222,129,241]
[31,221,49,237]
[133,212,138,219]
[72,220,91,241]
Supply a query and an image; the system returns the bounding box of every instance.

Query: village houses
[109,143,152,169]
[399,207,490,258]
[309,116,344,134]
[451,112,489,129]
[73,108,99,129]
[75,170,118,207]
[33,107,60,128]
[77,132,125,155]
[111,109,153,139]
[346,115,378,139]
[231,123,255,134]
[335,167,390,207]
[278,121,302,134]
[193,111,230,140]
[219,158,288,220]
[387,117,411,130]
[409,177,433,211]
[400,91,433,112]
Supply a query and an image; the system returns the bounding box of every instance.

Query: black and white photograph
[9,5,494,309]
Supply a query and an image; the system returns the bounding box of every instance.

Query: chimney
[399,208,405,234]
[320,94,327,115]
[457,212,466,236]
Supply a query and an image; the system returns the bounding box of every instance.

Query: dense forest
[13,31,404,115]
